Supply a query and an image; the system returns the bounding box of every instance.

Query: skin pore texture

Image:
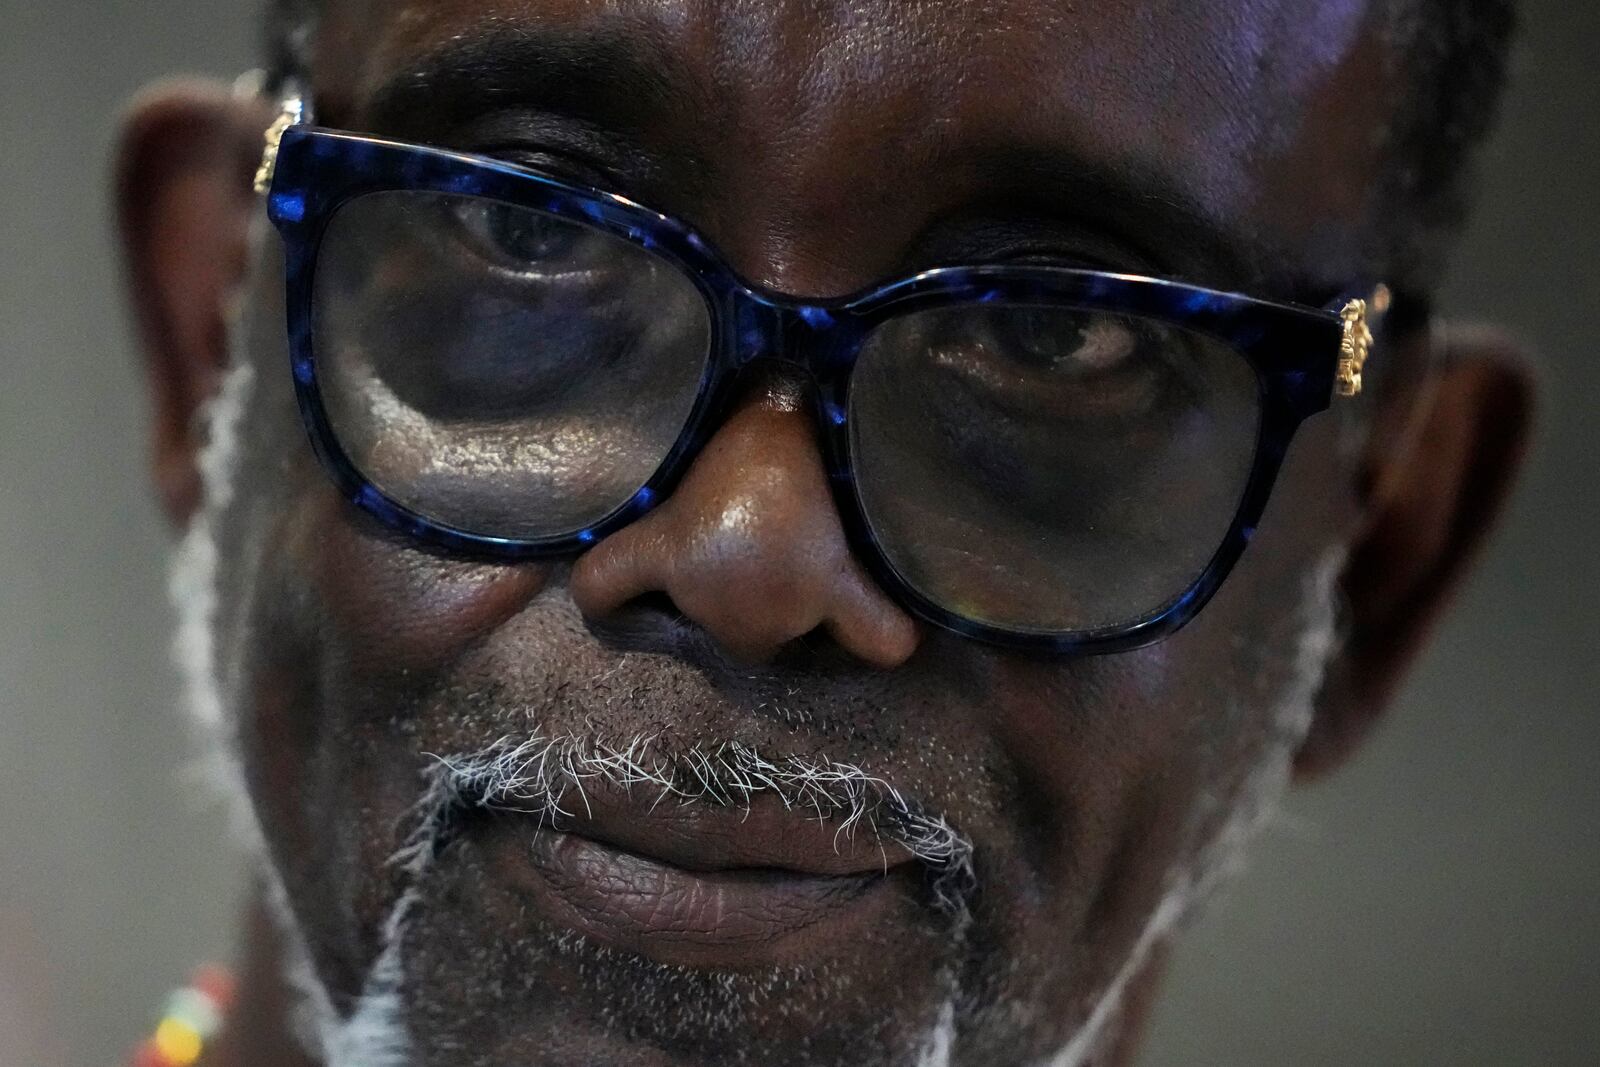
[119,0,1536,1064]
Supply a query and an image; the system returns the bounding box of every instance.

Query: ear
[1294,323,1536,780]
[116,81,272,526]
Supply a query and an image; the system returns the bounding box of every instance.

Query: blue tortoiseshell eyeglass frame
[257,90,1387,655]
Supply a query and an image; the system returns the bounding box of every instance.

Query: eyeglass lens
[850,306,1260,632]
[314,190,713,540]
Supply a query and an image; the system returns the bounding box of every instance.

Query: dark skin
[118,1,1533,1063]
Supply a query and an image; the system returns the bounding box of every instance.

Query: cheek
[230,473,561,986]
[985,644,1201,889]
[284,486,556,677]
[974,393,1355,871]
[972,478,1337,951]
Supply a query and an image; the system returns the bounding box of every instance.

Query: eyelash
[479,144,622,191]
[909,210,1164,278]
[991,248,1119,271]
[986,223,1165,275]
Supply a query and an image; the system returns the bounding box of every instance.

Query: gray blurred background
[0,2,1594,1064]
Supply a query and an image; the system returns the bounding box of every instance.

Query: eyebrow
[355,25,1311,304]
[359,25,700,148]
[928,143,1286,293]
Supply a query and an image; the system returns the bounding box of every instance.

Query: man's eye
[448,200,587,272]
[992,310,1140,377]
[920,308,1179,426]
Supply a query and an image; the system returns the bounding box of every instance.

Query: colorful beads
[130,966,235,1067]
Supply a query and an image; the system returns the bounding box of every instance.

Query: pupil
[1006,311,1090,368]
[488,206,576,263]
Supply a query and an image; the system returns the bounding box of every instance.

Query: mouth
[472,784,922,969]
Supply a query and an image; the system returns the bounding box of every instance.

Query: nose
[569,379,921,669]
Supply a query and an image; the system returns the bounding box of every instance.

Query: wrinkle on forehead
[1001,0,1374,214]
[327,0,1386,287]
[355,1,1370,128]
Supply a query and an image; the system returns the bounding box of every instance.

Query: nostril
[579,589,693,654]
[622,591,686,624]
[768,624,863,672]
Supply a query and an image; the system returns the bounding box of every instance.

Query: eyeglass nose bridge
[712,292,862,452]
[728,289,864,370]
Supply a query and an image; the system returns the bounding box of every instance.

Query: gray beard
[172,327,1342,1067]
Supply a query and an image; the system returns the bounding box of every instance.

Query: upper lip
[493,778,919,877]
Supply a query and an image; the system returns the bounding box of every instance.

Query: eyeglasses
[254,88,1387,654]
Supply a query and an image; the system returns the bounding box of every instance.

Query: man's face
[149,0,1468,1063]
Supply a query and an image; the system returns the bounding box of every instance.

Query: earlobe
[115,81,271,526]
[1294,324,1536,780]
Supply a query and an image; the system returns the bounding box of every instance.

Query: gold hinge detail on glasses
[253,94,305,197]
[1336,284,1390,399]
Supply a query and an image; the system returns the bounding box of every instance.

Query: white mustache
[402,731,977,914]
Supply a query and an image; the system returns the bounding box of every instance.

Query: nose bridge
[568,375,919,669]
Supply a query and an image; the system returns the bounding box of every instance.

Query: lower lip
[481,819,908,969]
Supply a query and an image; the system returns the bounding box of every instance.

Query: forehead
[317,0,1394,293]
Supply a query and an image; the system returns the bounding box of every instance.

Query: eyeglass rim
[263,124,1384,654]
